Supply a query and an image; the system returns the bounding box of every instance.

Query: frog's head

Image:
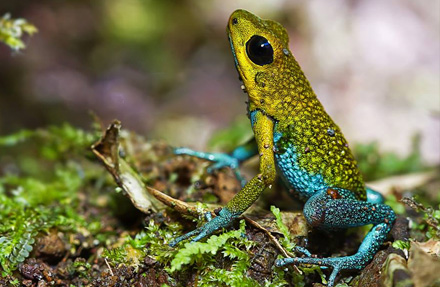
[227,9,311,120]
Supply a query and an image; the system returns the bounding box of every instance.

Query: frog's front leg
[174,138,257,186]
[170,111,275,246]
[276,189,395,287]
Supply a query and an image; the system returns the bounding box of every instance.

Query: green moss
[270,205,295,251]
[392,240,411,251]
[0,165,88,275]
[0,124,107,277]
[72,259,91,278]
[105,218,261,286]
[169,220,260,286]
[104,219,180,269]
[104,216,296,286]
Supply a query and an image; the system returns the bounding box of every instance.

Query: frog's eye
[246,35,274,66]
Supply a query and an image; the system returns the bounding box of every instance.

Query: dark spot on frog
[275,136,289,154]
[255,71,266,87]
[232,18,238,25]
[283,48,289,56]
[326,188,341,199]
[260,99,265,104]
[327,128,335,137]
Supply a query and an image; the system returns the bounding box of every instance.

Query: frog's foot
[174,147,246,186]
[276,255,357,287]
[276,223,391,287]
[293,246,312,257]
[169,208,239,247]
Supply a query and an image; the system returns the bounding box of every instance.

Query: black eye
[246,35,273,66]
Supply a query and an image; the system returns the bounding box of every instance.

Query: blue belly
[273,126,328,201]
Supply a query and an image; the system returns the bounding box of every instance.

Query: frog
[169,9,395,287]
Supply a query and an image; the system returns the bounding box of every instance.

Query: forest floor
[0,121,439,287]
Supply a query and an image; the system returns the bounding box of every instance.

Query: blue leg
[171,112,277,247]
[169,208,238,247]
[294,246,312,257]
[174,138,257,186]
[276,190,395,287]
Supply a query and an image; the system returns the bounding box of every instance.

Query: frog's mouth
[228,35,248,96]
[228,34,239,71]
[228,31,247,80]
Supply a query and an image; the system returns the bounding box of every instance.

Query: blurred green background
[0,0,439,164]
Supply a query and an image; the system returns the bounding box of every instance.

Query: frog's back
[274,93,367,201]
[270,49,365,201]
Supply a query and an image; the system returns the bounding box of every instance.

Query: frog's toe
[169,208,238,248]
[294,246,312,257]
[206,161,231,173]
[276,256,359,287]
[169,228,202,247]
[174,147,196,155]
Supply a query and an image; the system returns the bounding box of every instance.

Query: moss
[0,124,108,278]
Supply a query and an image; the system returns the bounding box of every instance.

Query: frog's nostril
[232,18,238,25]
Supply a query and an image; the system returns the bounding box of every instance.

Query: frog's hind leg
[366,187,385,204]
[276,189,395,287]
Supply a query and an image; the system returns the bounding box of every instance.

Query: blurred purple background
[1,0,439,163]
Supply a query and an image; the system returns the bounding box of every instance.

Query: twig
[243,215,301,274]
[105,258,114,276]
